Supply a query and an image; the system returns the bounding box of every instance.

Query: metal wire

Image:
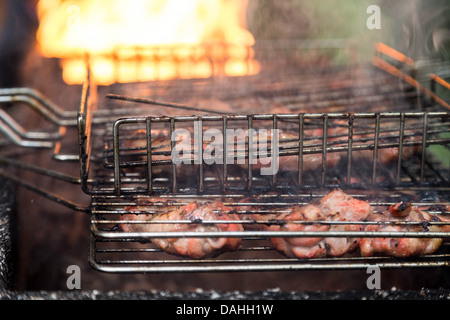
[89,191,450,273]
[0,43,449,273]
[107,112,449,195]
[88,45,450,273]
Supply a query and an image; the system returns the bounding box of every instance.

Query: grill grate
[0,43,449,274]
[104,111,450,195]
[90,192,450,273]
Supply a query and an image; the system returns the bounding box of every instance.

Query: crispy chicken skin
[120,200,243,259]
[123,129,192,175]
[360,204,449,257]
[234,196,281,230]
[120,191,448,260]
[239,128,341,173]
[389,202,412,217]
[269,189,372,258]
[269,204,329,258]
[119,198,169,233]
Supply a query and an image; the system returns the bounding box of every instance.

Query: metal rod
[170,118,176,193]
[113,120,122,195]
[94,218,450,228]
[0,116,54,148]
[90,185,449,200]
[396,113,405,185]
[0,155,81,184]
[197,118,204,193]
[0,87,74,118]
[90,260,450,274]
[78,79,95,195]
[375,42,415,66]
[272,115,278,188]
[298,113,304,186]
[0,109,62,141]
[92,253,450,265]
[106,112,448,123]
[346,113,354,185]
[247,115,253,191]
[92,225,450,239]
[107,94,231,115]
[222,117,228,192]
[430,73,450,91]
[372,56,450,111]
[146,118,152,194]
[0,168,89,212]
[420,113,428,184]
[321,114,328,187]
[372,113,381,186]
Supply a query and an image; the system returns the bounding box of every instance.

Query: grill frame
[90,191,450,273]
[0,43,449,274]
[86,44,450,273]
[106,111,450,196]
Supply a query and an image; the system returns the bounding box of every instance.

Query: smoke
[247,0,450,65]
[380,0,450,60]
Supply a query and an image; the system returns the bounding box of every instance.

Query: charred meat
[121,200,243,259]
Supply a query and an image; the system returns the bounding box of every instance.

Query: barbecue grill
[0,39,449,287]
[1,0,450,298]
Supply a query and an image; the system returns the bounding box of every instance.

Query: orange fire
[36,0,260,85]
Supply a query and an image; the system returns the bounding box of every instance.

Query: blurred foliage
[247,0,449,164]
[248,0,391,64]
[248,0,450,63]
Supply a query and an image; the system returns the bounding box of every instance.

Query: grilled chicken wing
[119,198,169,233]
[120,191,448,260]
[238,128,341,173]
[318,189,373,256]
[269,189,372,258]
[269,204,329,258]
[123,129,192,169]
[360,203,449,257]
[234,196,283,230]
[120,200,243,259]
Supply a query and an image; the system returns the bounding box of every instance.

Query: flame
[36,0,260,85]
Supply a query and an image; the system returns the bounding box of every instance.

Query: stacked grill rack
[90,191,450,273]
[0,43,449,274]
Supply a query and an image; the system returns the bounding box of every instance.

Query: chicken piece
[150,201,243,259]
[123,129,170,159]
[121,200,243,259]
[389,202,412,217]
[126,127,221,159]
[122,128,197,181]
[119,198,169,233]
[319,189,372,256]
[237,128,341,173]
[344,125,422,166]
[319,189,372,222]
[317,119,422,171]
[269,204,329,258]
[269,189,372,258]
[234,196,282,230]
[268,106,294,114]
[360,204,449,257]
[122,129,172,175]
